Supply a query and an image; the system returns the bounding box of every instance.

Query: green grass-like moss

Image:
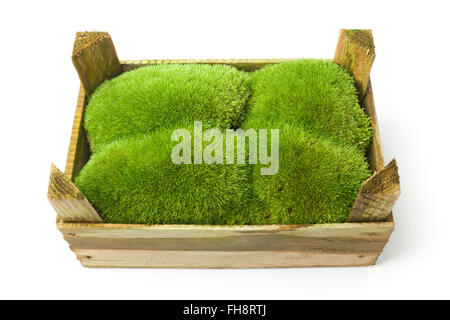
[75,59,373,225]
[84,64,251,152]
[247,59,372,151]
[75,126,251,224]
[247,125,371,224]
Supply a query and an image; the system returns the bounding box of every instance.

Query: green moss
[84,64,251,152]
[248,125,371,224]
[76,60,373,225]
[75,126,251,224]
[247,59,372,151]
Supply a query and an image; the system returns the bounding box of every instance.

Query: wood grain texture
[362,80,384,172]
[57,221,394,268]
[360,80,395,222]
[348,159,400,222]
[121,59,294,72]
[64,85,91,180]
[74,250,381,268]
[48,164,103,223]
[72,31,122,95]
[333,29,375,102]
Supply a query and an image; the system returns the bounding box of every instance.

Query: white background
[1,0,449,299]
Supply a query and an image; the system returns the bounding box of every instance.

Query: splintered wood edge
[348,159,400,222]
[333,29,375,101]
[71,31,122,95]
[48,164,103,223]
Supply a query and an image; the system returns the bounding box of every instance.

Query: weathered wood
[48,164,103,223]
[362,80,384,172]
[334,30,399,223]
[359,79,395,222]
[64,85,91,180]
[57,221,394,268]
[72,32,122,95]
[75,250,381,268]
[348,159,400,222]
[121,58,294,72]
[334,29,375,102]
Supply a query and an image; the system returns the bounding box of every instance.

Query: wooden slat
[362,80,384,172]
[358,80,396,222]
[333,29,375,102]
[64,85,91,180]
[57,221,394,238]
[348,159,400,222]
[121,58,294,72]
[58,221,394,268]
[72,31,122,95]
[75,250,381,268]
[48,164,103,223]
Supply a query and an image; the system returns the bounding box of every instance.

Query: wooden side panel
[64,85,91,180]
[363,80,384,172]
[74,250,380,268]
[350,81,400,222]
[48,164,103,223]
[58,222,394,268]
[121,59,294,72]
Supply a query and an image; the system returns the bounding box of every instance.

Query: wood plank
[348,159,400,222]
[58,221,393,267]
[74,250,380,268]
[363,80,384,172]
[121,59,294,72]
[72,32,122,95]
[57,221,394,239]
[48,164,103,223]
[64,85,91,180]
[333,29,375,102]
[66,234,388,252]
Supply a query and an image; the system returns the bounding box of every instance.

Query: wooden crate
[48,30,400,268]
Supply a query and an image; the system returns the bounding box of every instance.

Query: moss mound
[247,59,372,151]
[75,126,251,224]
[84,64,252,152]
[248,125,371,224]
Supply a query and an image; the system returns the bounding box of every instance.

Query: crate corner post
[47,163,103,223]
[71,31,123,95]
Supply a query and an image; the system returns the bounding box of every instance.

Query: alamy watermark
[171,121,279,175]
